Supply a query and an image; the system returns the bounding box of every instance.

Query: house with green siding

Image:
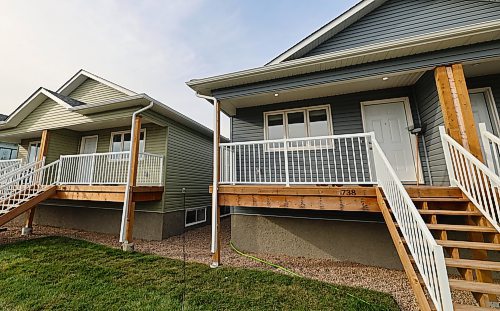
[0,70,216,241]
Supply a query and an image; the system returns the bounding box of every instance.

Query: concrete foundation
[231,214,402,269]
[10,203,188,241]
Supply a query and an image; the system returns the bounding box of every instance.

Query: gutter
[119,102,154,244]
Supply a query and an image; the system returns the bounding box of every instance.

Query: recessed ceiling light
[382,77,389,81]
[274,93,279,97]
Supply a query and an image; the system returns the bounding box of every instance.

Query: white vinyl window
[264,105,333,140]
[185,207,207,227]
[110,130,146,153]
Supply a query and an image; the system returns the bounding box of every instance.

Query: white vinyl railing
[479,123,500,175]
[0,158,60,215]
[220,133,374,185]
[58,152,163,186]
[441,126,500,233]
[372,133,453,311]
[0,159,22,176]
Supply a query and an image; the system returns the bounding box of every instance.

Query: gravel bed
[0,219,478,310]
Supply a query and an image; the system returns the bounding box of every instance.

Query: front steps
[382,187,500,310]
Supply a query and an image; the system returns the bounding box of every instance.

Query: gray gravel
[0,219,479,310]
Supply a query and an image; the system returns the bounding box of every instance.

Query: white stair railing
[220,133,375,185]
[371,133,453,311]
[441,126,500,233]
[0,159,22,177]
[0,159,60,215]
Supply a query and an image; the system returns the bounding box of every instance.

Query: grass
[0,237,399,311]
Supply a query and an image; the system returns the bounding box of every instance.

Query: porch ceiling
[219,69,426,115]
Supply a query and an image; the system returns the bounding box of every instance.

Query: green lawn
[0,237,399,311]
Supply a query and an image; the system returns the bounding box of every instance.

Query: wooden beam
[24,129,50,230]
[376,188,433,311]
[451,64,483,162]
[219,193,379,212]
[0,186,56,227]
[124,116,142,244]
[435,66,462,143]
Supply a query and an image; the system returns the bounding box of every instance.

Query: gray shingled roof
[46,90,86,107]
[0,114,7,121]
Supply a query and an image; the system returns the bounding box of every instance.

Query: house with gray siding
[189,0,500,309]
[0,69,216,247]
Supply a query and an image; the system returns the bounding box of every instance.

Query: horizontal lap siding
[46,129,81,163]
[232,86,432,185]
[68,78,129,104]
[164,122,212,213]
[413,71,448,186]
[0,98,139,138]
[304,0,500,58]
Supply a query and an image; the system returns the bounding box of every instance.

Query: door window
[28,141,41,163]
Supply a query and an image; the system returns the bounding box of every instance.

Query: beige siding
[0,98,139,137]
[143,111,213,213]
[46,129,81,163]
[68,78,129,104]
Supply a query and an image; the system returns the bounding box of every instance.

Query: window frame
[263,105,333,141]
[185,207,207,227]
[220,206,231,218]
[27,141,41,163]
[109,129,147,153]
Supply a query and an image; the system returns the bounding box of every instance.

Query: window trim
[263,105,333,141]
[220,206,231,218]
[109,129,147,153]
[185,207,207,227]
[27,140,41,163]
[79,135,99,154]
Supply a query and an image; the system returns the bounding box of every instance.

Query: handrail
[0,160,43,184]
[58,152,163,186]
[441,126,500,233]
[371,133,453,311]
[0,159,23,178]
[0,159,59,215]
[220,133,374,185]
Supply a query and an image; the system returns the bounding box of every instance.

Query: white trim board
[57,69,136,97]
[360,97,424,184]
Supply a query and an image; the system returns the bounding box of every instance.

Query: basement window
[185,207,207,227]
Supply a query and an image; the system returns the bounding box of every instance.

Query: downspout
[196,93,220,261]
[119,102,154,243]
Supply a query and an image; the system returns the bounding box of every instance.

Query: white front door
[362,99,418,183]
[27,141,41,163]
[80,136,98,154]
[79,136,98,184]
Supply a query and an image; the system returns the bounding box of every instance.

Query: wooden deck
[54,185,164,203]
[211,185,463,212]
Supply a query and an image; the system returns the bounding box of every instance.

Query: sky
[0,0,358,137]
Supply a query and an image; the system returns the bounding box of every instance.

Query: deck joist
[211,185,463,212]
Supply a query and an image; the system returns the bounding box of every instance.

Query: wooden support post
[435,64,483,161]
[123,116,142,247]
[451,64,483,162]
[22,129,49,235]
[211,99,221,268]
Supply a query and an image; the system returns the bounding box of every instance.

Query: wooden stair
[381,187,500,310]
[0,186,56,227]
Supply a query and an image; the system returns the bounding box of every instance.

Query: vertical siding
[303,0,500,58]
[68,78,130,104]
[413,71,448,186]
